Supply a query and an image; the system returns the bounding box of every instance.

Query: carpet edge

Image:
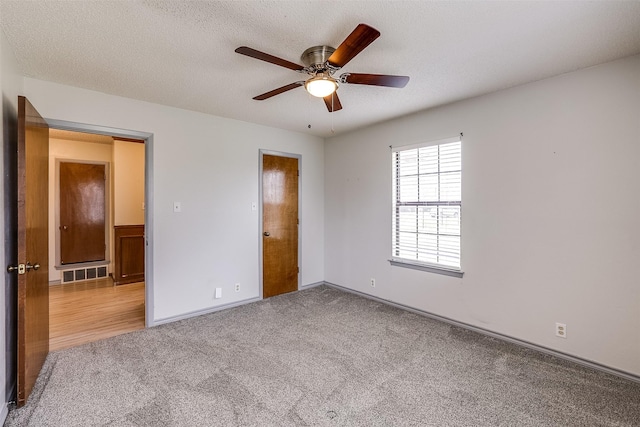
[324,281,640,384]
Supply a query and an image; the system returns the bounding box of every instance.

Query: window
[392,136,462,274]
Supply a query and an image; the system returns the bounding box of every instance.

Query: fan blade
[323,92,343,112]
[327,24,380,68]
[253,82,304,100]
[342,73,409,88]
[235,46,304,71]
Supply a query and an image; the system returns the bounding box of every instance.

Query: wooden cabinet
[114,225,145,285]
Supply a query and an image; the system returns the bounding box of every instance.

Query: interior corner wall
[0,27,23,419]
[48,138,114,282]
[23,78,325,323]
[324,54,640,376]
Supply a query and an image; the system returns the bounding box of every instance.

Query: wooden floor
[49,278,145,351]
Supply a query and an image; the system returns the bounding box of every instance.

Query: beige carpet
[5,285,640,426]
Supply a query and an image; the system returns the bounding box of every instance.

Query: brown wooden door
[59,162,106,264]
[16,96,49,406]
[262,154,298,298]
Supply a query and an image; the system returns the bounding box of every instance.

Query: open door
[262,154,298,298]
[9,96,49,406]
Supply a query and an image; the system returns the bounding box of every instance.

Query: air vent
[60,264,108,283]
[62,271,74,283]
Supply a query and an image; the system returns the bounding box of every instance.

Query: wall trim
[53,158,112,276]
[300,280,325,289]
[323,281,640,384]
[151,296,262,326]
[389,259,464,278]
[153,281,323,326]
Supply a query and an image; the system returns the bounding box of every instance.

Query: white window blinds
[392,136,462,270]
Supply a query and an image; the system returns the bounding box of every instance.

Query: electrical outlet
[235,283,240,292]
[555,322,567,338]
[370,278,376,287]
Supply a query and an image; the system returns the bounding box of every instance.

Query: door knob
[61,225,68,231]
[25,262,40,272]
[263,232,270,237]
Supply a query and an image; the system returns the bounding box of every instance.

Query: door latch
[7,263,26,274]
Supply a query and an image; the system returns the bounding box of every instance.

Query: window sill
[389,259,464,278]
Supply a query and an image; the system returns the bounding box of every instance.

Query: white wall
[113,140,145,226]
[48,137,114,281]
[325,55,640,376]
[23,78,325,322]
[0,26,23,422]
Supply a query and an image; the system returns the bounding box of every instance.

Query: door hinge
[297,266,300,273]
[297,170,299,177]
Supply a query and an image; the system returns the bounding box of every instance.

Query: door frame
[46,119,154,327]
[258,150,302,300]
[54,159,111,268]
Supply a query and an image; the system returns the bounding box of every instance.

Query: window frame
[390,135,464,277]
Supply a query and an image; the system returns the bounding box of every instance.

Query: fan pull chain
[307,91,312,129]
[331,95,335,134]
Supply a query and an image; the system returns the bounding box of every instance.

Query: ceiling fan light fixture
[305,75,338,98]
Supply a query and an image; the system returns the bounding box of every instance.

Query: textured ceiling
[2,1,640,138]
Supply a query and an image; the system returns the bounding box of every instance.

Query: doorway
[45,119,153,325]
[47,127,148,350]
[260,151,300,298]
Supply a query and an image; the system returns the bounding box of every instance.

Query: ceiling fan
[235,24,410,112]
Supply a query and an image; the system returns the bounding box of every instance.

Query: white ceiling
[2,1,640,138]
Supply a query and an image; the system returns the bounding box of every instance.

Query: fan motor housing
[301,45,335,68]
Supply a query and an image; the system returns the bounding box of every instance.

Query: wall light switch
[215,287,222,299]
[251,202,257,211]
[173,201,181,213]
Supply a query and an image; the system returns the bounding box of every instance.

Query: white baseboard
[300,280,325,289]
[152,281,324,326]
[324,281,640,384]
[151,296,261,326]
[148,280,640,385]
